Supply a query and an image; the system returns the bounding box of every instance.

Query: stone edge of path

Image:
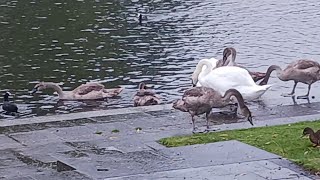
[0,104,173,128]
[1,103,320,132]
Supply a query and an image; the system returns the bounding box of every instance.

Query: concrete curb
[1,102,320,133]
[0,104,173,128]
[209,113,320,132]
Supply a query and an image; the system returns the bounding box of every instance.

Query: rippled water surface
[1,0,320,119]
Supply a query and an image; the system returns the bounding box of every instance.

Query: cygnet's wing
[73,83,105,95]
[292,59,319,70]
[135,90,157,97]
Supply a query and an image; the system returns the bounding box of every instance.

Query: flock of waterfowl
[1,80,160,115]
[2,47,320,134]
[175,47,320,133]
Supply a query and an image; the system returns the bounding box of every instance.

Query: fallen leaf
[109,136,118,140]
[219,134,228,137]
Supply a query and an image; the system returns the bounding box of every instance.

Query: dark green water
[1,0,320,119]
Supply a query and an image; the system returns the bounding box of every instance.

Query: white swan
[192,59,272,101]
[196,58,219,86]
[195,48,237,86]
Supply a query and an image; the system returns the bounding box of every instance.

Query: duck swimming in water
[31,82,123,100]
[133,82,161,106]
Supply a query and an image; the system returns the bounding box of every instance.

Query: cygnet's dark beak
[31,88,38,95]
[172,99,179,108]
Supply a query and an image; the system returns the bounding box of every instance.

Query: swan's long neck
[44,83,64,96]
[222,48,236,66]
[222,89,246,109]
[222,48,230,66]
[192,59,213,85]
[259,65,283,85]
[230,49,236,66]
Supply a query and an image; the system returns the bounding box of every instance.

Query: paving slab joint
[13,151,57,169]
[56,160,76,172]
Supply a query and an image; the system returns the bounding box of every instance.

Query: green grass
[159,121,320,174]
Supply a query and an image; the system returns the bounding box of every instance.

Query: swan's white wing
[199,66,272,100]
[209,66,256,87]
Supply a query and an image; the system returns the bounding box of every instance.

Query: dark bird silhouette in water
[138,13,142,25]
[2,92,18,115]
[302,127,320,147]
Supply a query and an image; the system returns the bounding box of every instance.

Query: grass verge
[159,121,320,174]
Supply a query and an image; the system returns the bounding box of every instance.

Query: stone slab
[2,176,36,180]
[30,170,92,180]
[123,114,190,132]
[103,160,312,180]
[0,104,173,128]
[84,122,135,137]
[49,140,284,179]
[49,125,104,142]
[0,165,40,179]
[9,130,63,146]
[160,140,280,168]
[0,150,25,168]
[0,135,23,150]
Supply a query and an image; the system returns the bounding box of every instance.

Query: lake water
[1,0,320,119]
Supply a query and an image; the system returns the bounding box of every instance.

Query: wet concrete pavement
[1,102,320,179]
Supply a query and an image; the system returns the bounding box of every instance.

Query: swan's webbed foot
[192,127,201,134]
[204,127,220,132]
[297,95,309,99]
[281,93,295,97]
[192,127,216,134]
[193,129,206,134]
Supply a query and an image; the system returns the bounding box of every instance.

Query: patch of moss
[111,129,119,133]
[95,131,102,135]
